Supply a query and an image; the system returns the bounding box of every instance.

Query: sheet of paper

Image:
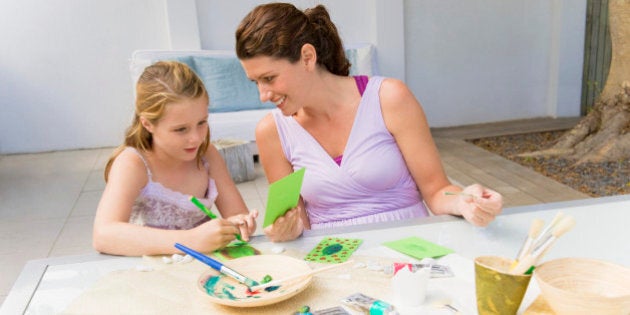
[383,236,454,259]
[263,168,305,227]
[305,237,363,263]
[213,243,260,261]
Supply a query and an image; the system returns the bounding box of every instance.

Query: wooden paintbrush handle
[250,260,354,291]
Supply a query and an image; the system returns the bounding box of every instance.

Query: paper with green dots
[383,236,454,259]
[305,237,363,263]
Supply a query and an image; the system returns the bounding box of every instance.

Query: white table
[2,195,629,314]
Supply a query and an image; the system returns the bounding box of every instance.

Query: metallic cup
[475,256,532,315]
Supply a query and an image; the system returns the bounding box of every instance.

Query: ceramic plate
[196,254,313,307]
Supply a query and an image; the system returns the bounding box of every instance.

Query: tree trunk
[522,0,630,163]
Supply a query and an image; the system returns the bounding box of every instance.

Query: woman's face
[143,96,209,161]
[241,56,308,116]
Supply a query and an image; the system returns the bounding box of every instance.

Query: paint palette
[196,255,313,307]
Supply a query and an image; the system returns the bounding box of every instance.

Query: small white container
[391,266,429,307]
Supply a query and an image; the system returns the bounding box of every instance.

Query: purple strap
[354,75,369,96]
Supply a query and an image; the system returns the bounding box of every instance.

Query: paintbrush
[189,196,246,243]
[174,243,259,287]
[530,211,565,251]
[530,216,576,257]
[510,216,575,275]
[248,260,354,292]
[515,218,545,261]
[444,191,478,198]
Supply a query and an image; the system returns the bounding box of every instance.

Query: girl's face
[143,96,209,162]
[241,56,308,116]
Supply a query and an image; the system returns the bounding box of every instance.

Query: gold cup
[475,256,532,315]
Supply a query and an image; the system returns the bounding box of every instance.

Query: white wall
[552,0,588,117]
[195,0,405,79]
[404,0,586,127]
[0,0,585,153]
[0,0,172,154]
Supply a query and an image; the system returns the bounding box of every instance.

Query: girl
[93,61,257,255]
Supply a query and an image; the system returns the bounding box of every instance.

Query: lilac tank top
[126,147,218,230]
[271,76,428,229]
[333,75,370,165]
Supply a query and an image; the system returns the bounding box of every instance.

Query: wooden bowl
[534,257,630,315]
[196,255,313,307]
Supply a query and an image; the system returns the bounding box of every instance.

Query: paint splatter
[215,244,260,260]
[204,273,284,300]
[261,274,273,284]
[203,275,240,300]
[322,243,343,255]
[265,285,280,292]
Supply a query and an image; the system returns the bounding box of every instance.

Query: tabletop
[2,194,629,314]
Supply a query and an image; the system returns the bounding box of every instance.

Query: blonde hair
[104,61,209,181]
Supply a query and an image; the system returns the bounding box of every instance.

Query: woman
[236,3,502,242]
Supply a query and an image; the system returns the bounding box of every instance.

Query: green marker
[190,196,217,219]
[189,196,245,243]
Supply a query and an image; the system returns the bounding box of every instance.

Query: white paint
[171,253,184,263]
[271,245,285,254]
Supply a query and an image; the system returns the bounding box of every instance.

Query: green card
[383,236,454,259]
[305,237,363,263]
[263,168,306,228]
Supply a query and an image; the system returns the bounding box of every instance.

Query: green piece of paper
[214,243,260,261]
[383,236,454,259]
[263,168,306,228]
[305,237,363,263]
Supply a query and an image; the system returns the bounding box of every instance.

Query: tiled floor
[0,117,590,306]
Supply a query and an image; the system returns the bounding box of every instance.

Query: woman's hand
[263,206,304,242]
[456,184,503,226]
[190,218,241,252]
[227,209,259,241]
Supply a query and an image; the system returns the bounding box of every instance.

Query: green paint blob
[322,243,343,255]
[261,274,273,284]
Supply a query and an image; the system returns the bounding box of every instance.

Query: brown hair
[235,3,350,76]
[104,61,209,181]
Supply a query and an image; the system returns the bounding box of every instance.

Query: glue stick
[342,293,398,315]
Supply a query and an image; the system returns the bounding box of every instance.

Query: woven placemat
[62,249,400,314]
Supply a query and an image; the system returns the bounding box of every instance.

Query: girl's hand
[456,184,503,226]
[227,209,259,241]
[263,207,304,242]
[191,218,241,252]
